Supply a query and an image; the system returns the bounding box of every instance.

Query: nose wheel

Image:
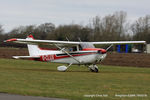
[88,65,99,73]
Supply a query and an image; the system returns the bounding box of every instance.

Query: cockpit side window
[69,46,78,52]
[72,46,77,51]
[79,45,82,50]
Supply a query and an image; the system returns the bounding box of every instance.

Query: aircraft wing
[5,38,80,46]
[5,38,146,46]
[92,41,146,45]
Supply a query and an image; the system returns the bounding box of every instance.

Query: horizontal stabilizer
[13,56,40,59]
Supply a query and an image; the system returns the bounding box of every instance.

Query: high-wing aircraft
[5,35,146,72]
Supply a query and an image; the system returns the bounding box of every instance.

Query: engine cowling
[97,49,107,62]
[97,49,106,54]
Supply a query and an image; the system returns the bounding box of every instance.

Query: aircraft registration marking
[42,55,54,61]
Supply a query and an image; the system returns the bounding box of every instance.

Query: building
[147,44,150,53]
[116,44,145,53]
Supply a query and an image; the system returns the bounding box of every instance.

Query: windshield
[80,43,95,49]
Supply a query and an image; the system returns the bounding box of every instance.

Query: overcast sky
[0,0,149,32]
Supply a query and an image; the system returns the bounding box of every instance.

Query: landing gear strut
[88,65,99,73]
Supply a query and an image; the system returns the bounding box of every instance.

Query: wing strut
[55,44,81,64]
[106,44,113,51]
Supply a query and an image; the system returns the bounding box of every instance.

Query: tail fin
[26,35,41,56]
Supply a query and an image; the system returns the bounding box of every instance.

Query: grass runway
[0,59,150,100]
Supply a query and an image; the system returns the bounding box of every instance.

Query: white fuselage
[39,50,107,65]
[27,41,107,65]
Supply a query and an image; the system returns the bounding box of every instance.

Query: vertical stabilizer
[26,35,40,56]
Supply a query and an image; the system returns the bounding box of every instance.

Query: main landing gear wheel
[89,65,99,73]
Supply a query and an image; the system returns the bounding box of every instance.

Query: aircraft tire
[89,67,99,73]
[95,67,99,73]
[90,68,95,72]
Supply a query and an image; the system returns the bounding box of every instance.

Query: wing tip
[5,38,17,42]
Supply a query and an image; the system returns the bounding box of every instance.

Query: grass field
[0,58,150,100]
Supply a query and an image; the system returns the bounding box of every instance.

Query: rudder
[26,35,40,56]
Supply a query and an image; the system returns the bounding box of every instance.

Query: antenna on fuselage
[66,37,69,41]
[78,37,82,42]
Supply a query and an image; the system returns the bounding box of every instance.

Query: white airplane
[5,35,146,72]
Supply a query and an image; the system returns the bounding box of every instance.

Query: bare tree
[36,23,55,39]
[53,24,91,41]
[0,25,4,34]
[131,15,150,43]
[91,11,128,41]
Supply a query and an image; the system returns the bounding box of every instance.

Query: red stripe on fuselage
[39,47,58,51]
[32,48,106,62]
[40,52,97,61]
